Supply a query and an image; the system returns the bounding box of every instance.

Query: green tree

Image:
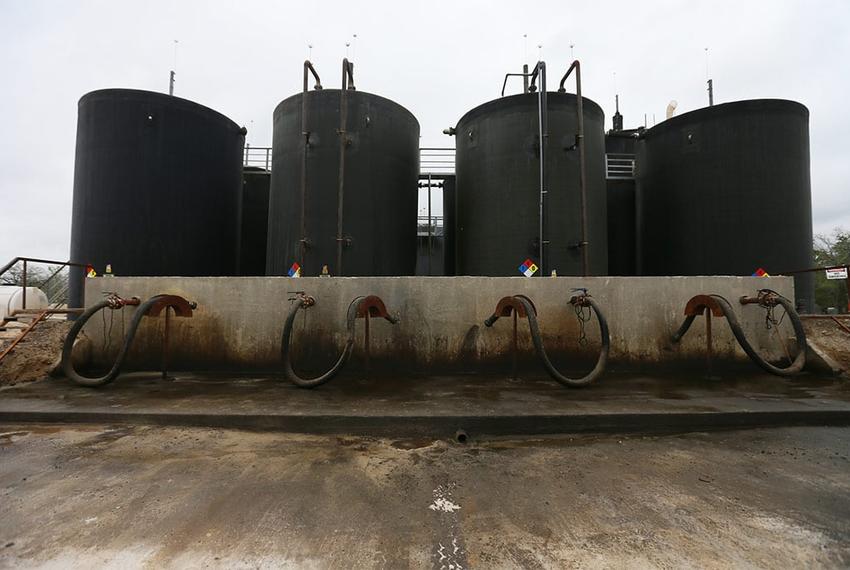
[813,228,850,312]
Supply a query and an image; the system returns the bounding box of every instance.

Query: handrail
[0,257,90,313]
[0,257,89,277]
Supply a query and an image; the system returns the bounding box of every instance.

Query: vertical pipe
[522,63,529,94]
[574,63,589,276]
[300,65,310,268]
[336,59,352,276]
[21,260,27,310]
[707,79,714,106]
[536,62,547,276]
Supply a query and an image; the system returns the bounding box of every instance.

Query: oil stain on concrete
[1,425,849,568]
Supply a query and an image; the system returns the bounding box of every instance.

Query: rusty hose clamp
[103,293,140,310]
[739,288,781,308]
[569,294,593,307]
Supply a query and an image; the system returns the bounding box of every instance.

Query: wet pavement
[1,424,848,568]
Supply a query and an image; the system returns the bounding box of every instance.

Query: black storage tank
[454,92,608,276]
[239,167,271,276]
[266,87,419,276]
[69,89,245,307]
[636,99,814,310]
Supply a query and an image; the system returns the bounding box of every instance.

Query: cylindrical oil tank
[69,89,245,307]
[266,89,419,276]
[636,99,814,310]
[0,286,49,319]
[454,93,608,276]
[239,167,271,276]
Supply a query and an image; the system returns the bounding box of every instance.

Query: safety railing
[0,257,90,317]
[420,147,455,175]
[605,153,635,180]
[243,145,272,171]
[417,215,444,237]
[243,146,456,176]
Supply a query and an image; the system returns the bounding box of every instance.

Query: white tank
[0,286,49,319]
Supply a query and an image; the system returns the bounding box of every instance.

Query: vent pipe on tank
[613,94,623,131]
[336,58,356,275]
[558,60,590,276]
[299,60,324,267]
[529,62,548,276]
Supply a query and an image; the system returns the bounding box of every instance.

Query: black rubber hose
[280,296,364,388]
[671,314,697,343]
[515,295,610,388]
[61,295,166,387]
[669,293,806,376]
[710,294,806,376]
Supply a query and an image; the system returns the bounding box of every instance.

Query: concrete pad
[1,425,849,567]
[1,371,849,436]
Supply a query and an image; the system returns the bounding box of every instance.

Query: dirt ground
[805,318,850,371]
[0,320,73,387]
[1,425,848,568]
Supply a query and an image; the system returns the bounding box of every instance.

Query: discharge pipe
[61,294,196,387]
[484,291,609,387]
[281,293,399,388]
[671,289,806,376]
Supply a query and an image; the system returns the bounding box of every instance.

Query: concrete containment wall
[84,276,795,373]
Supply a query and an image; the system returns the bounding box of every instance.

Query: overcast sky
[1,0,848,264]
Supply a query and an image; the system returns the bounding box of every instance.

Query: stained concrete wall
[81,276,795,374]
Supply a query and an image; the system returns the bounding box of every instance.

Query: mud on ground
[0,320,73,387]
[804,318,850,372]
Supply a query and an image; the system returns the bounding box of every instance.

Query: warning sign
[288,262,301,277]
[826,267,848,280]
[518,258,538,278]
[751,268,770,277]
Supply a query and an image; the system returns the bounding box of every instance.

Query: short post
[364,310,371,372]
[705,307,713,376]
[512,309,518,380]
[845,267,850,313]
[162,306,170,379]
[21,259,27,309]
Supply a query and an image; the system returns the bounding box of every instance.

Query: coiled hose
[281,296,379,388]
[515,295,610,388]
[671,293,806,376]
[61,295,167,387]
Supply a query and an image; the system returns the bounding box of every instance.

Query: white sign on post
[825,267,848,280]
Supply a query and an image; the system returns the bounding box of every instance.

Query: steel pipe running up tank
[266,60,420,277]
[453,70,608,277]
